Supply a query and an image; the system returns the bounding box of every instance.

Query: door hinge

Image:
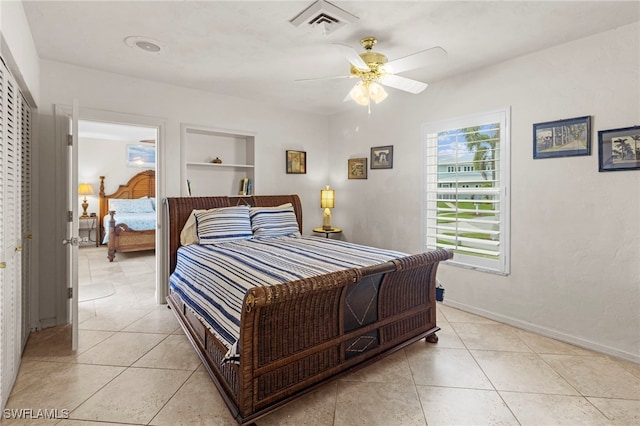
[68,287,73,299]
[67,134,73,146]
[68,211,73,222]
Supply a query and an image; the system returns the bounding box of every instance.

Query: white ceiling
[23,0,640,116]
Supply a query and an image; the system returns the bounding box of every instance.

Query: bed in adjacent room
[165,194,452,425]
[98,170,156,262]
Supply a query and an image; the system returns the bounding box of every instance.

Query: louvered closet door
[20,96,31,349]
[0,59,28,409]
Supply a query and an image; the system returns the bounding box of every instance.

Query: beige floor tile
[6,362,124,414]
[587,397,640,425]
[431,320,466,349]
[542,354,640,399]
[70,367,191,424]
[500,391,611,425]
[0,416,60,426]
[149,370,237,426]
[123,306,180,334]
[78,307,153,332]
[133,334,201,370]
[24,329,115,363]
[438,305,498,324]
[612,356,640,379]
[256,382,338,426]
[452,322,532,352]
[56,420,142,426]
[472,350,578,394]
[512,328,599,356]
[417,386,518,425]
[405,346,493,390]
[334,380,426,426]
[341,349,414,385]
[75,332,166,366]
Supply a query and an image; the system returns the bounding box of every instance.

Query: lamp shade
[78,183,95,196]
[320,185,335,209]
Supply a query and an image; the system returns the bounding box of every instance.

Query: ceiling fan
[301,36,447,111]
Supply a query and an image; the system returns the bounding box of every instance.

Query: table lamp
[78,183,95,218]
[320,185,335,230]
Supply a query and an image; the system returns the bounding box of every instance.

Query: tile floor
[4,247,639,425]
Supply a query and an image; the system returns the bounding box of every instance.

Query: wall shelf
[181,124,255,197]
[186,162,255,168]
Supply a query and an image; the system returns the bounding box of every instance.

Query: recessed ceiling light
[124,36,164,54]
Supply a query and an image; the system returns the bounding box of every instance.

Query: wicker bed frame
[98,170,156,262]
[165,195,453,425]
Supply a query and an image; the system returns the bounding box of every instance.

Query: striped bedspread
[169,236,407,361]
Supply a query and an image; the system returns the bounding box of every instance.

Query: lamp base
[322,208,332,231]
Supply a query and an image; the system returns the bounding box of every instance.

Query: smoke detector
[290,0,358,36]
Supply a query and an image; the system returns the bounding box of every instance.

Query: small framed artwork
[533,116,591,159]
[371,145,393,169]
[127,144,156,168]
[598,125,640,172]
[348,158,367,179]
[286,150,306,174]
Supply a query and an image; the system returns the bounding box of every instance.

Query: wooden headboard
[164,194,303,275]
[98,169,156,243]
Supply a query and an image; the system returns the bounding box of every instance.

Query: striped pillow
[250,203,301,238]
[195,205,252,244]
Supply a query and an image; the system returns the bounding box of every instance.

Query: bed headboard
[165,194,303,275]
[98,169,156,243]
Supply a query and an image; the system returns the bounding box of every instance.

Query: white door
[59,102,80,351]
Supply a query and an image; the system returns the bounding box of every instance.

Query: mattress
[169,236,407,361]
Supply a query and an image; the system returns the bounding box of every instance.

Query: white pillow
[195,205,253,244]
[249,203,301,239]
[180,209,205,246]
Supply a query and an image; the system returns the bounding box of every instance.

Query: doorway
[76,118,160,339]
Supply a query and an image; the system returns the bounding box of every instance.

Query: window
[422,108,510,274]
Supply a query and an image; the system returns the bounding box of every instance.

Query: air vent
[290,0,358,36]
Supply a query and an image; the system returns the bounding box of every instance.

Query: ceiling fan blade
[384,46,447,74]
[333,43,370,71]
[295,75,350,82]
[379,74,428,94]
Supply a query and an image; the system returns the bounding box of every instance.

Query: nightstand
[313,227,342,238]
[79,216,97,247]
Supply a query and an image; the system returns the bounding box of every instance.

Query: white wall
[328,23,640,362]
[37,59,329,326]
[0,0,40,106]
[78,137,154,215]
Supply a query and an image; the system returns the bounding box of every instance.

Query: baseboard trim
[442,299,639,364]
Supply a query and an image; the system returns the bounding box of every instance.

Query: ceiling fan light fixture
[369,82,388,104]
[349,82,370,106]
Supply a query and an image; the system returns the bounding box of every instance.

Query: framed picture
[371,145,393,169]
[286,150,306,174]
[348,158,367,179]
[127,144,156,168]
[598,125,640,172]
[533,116,591,159]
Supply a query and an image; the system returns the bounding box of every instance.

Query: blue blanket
[169,236,406,361]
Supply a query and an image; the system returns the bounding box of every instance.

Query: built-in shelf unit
[181,124,255,196]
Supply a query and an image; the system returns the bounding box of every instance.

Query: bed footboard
[169,247,452,424]
[106,211,156,262]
